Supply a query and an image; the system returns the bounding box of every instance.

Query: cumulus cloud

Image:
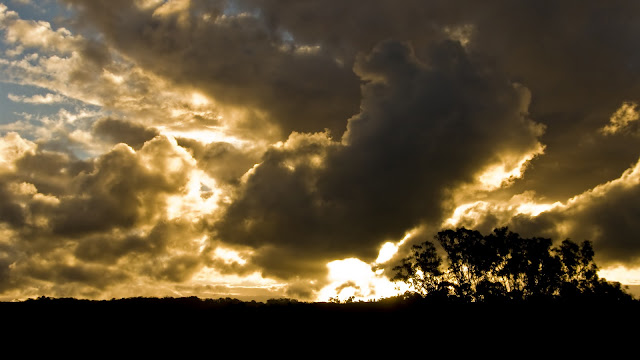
[62,0,362,138]
[506,158,640,267]
[240,0,640,202]
[0,131,35,173]
[0,131,230,297]
[92,117,159,149]
[0,4,80,55]
[175,136,257,181]
[213,40,544,280]
[444,156,640,269]
[1,1,640,300]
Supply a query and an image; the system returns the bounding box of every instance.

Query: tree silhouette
[392,241,446,296]
[393,227,633,303]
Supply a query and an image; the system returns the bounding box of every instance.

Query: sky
[0,0,640,302]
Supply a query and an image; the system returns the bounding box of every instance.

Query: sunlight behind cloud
[516,202,561,216]
[444,194,561,229]
[599,266,640,286]
[317,230,419,302]
[477,144,545,190]
[190,92,210,107]
[153,0,191,19]
[213,246,248,266]
[0,131,35,172]
[103,70,125,85]
[165,168,221,221]
[317,257,405,302]
[375,230,414,264]
[445,201,488,227]
[1,0,640,304]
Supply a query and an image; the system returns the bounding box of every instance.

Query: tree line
[392,227,634,303]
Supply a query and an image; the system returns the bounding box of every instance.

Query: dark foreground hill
[3,295,638,330]
[2,295,638,355]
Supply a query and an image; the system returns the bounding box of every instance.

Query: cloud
[92,117,160,149]
[213,40,544,281]
[445,157,640,269]
[601,102,640,136]
[0,131,36,173]
[507,158,640,267]
[0,4,80,55]
[237,0,640,203]
[51,136,194,235]
[1,1,640,300]
[8,92,67,104]
[62,0,362,138]
[176,137,260,185]
[0,132,226,296]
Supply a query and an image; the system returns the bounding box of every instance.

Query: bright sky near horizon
[1,0,640,302]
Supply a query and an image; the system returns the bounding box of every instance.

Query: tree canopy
[393,227,633,303]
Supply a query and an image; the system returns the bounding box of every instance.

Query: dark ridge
[3,293,638,322]
[2,295,637,353]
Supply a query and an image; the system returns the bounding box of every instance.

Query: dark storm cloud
[460,1,640,201]
[3,0,639,298]
[241,0,640,201]
[441,161,640,268]
[51,137,192,236]
[508,162,640,267]
[62,0,640,199]
[62,0,361,138]
[93,117,160,149]
[214,40,543,279]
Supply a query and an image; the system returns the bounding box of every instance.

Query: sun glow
[159,126,249,147]
[375,230,414,264]
[317,231,417,302]
[213,246,248,266]
[103,69,124,84]
[317,257,404,302]
[190,92,210,107]
[599,265,640,285]
[165,169,221,220]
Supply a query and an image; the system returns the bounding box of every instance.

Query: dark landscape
[4,227,639,346]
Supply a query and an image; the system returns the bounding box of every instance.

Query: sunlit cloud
[0,131,35,172]
[8,92,66,104]
[0,4,79,55]
[477,143,545,190]
[375,230,415,264]
[1,1,640,302]
[601,102,639,135]
[444,191,562,230]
